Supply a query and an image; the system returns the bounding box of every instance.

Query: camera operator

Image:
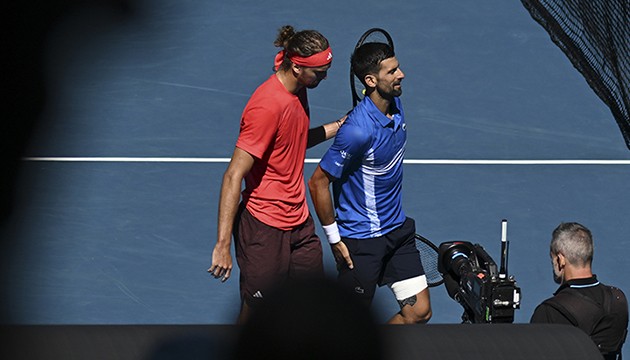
[531,222,628,359]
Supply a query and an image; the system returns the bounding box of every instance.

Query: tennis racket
[350,28,395,107]
[415,234,444,287]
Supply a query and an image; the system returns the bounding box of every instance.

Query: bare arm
[308,165,353,269]
[307,114,347,148]
[308,165,336,226]
[208,147,255,282]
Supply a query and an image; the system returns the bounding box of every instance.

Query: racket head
[414,234,444,287]
[350,28,395,107]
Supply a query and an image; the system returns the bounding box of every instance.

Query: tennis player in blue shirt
[308,42,431,324]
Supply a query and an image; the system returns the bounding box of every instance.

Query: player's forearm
[306,115,347,148]
[323,115,346,140]
[309,166,344,245]
[216,171,242,247]
[312,193,335,225]
[308,171,336,225]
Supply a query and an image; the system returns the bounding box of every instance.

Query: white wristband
[322,222,341,245]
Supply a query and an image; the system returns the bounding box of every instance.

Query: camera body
[438,241,521,323]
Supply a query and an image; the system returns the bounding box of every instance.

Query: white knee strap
[390,275,427,300]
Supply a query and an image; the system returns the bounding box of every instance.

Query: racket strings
[415,235,443,287]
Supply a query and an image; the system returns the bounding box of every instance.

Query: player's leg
[387,276,431,324]
[382,217,432,324]
[234,204,290,323]
[336,236,384,308]
[288,215,324,279]
[237,299,252,325]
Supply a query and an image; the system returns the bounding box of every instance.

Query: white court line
[22,157,630,165]
[23,157,233,163]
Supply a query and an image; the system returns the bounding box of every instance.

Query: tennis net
[521,0,630,150]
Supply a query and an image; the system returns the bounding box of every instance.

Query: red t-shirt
[236,74,310,230]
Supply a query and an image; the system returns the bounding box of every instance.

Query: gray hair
[550,222,594,267]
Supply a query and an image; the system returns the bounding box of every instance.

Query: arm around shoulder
[307,114,348,148]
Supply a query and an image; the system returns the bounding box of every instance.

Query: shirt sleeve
[319,122,371,179]
[236,103,279,159]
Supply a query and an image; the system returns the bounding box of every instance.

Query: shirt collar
[362,96,402,129]
[555,275,599,295]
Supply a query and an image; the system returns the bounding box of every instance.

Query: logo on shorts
[253,290,263,299]
[354,286,365,294]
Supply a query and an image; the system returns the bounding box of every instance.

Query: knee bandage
[390,275,427,302]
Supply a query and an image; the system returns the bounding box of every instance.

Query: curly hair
[274,25,329,71]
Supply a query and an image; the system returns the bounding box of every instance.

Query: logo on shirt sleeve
[334,150,352,168]
[340,150,352,160]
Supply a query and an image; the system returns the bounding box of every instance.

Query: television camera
[437,220,521,323]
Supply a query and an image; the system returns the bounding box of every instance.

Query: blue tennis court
[2,0,629,356]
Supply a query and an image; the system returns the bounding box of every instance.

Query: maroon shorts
[234,204,323,307]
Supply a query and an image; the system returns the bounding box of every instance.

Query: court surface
[2,0,630,355]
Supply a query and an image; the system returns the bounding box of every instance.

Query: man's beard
[376,85,402,99]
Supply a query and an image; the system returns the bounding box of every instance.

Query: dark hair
[274,25,330,71]
[351,42,395,86]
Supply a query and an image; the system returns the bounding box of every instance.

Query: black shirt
[531,276,604,324]
[531,275,628,359]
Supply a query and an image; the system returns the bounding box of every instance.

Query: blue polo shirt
[319,96,407,239]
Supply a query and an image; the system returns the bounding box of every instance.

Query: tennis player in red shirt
[208,25,346,323]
